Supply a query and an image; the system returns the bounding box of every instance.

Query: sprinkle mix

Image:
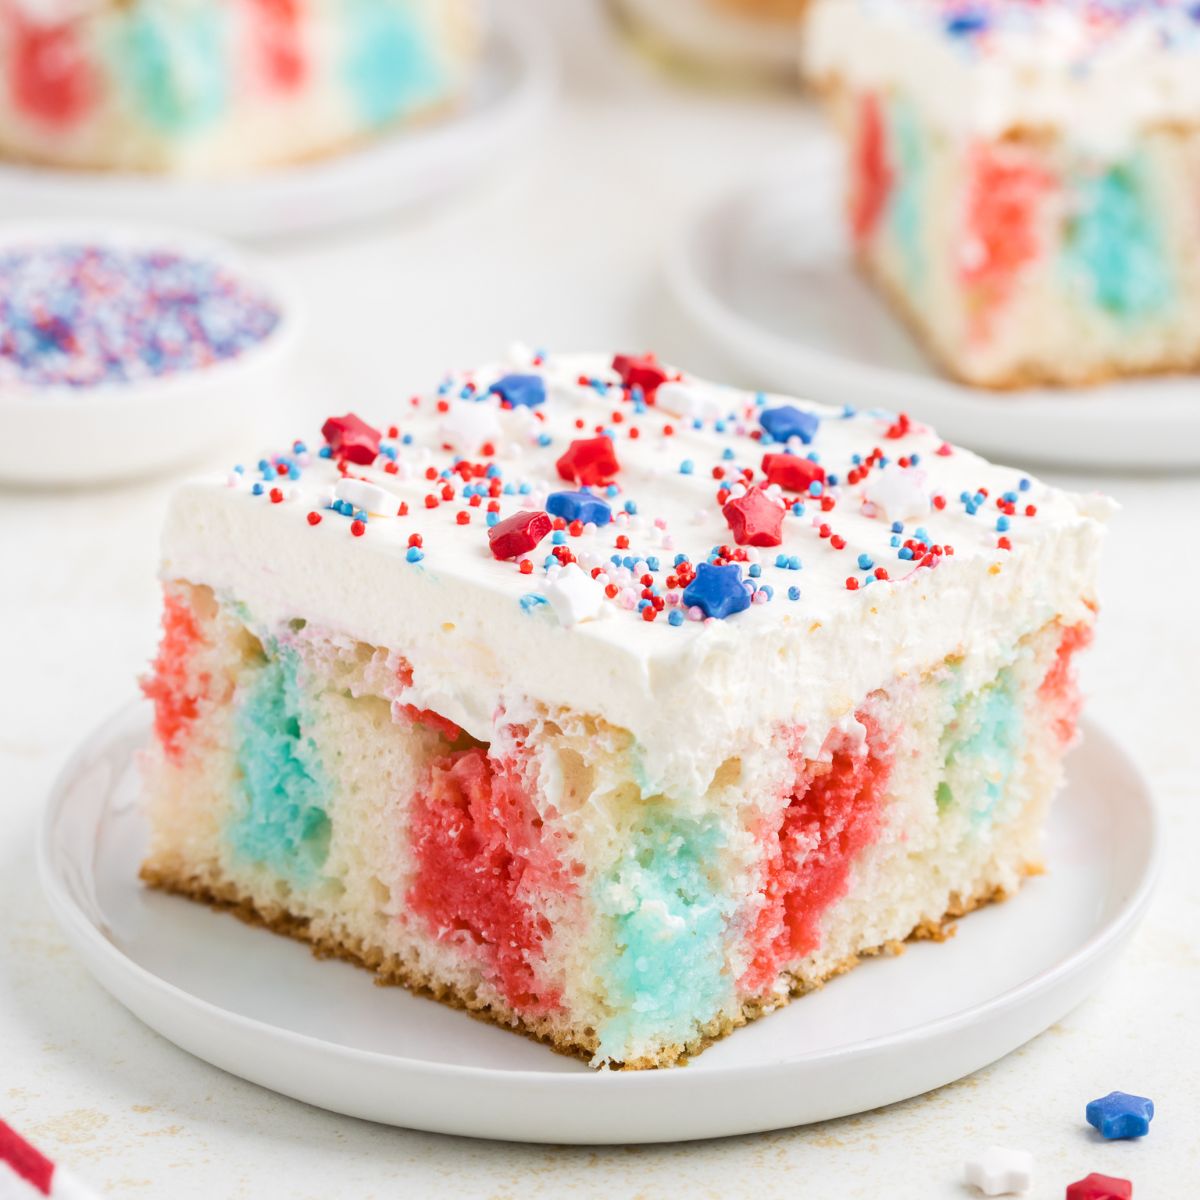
[225,349,1052,630]
[920,0,1200,54]
[0,243,280,389]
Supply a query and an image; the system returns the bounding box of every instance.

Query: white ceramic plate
[0,221,299,486]
[39,703,1159,1145]
[666,156,1200,471]
[0,6,553,241]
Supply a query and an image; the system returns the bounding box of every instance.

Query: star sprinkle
[1085,1092,1154,1140]
[723,485,786,547]
[682,562,752,619]
[488,510,552,560]
[1065,1173,1133,1200]
[762,453,826,493]
[543,563,606,625]
[556,436,620,486]
[963,1146,1034,1196]
[612,352,669,397]
[654,380,721,421]
[546,489,612,526]
[489,373,546,408]
[321,413,381,465]
[334,478,398,517]
[864,462,931,522]
[760,404,819,445]
[440,397,502,454]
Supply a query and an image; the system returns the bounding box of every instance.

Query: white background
[2,2,1197,1196]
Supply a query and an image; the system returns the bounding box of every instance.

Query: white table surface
[2,3,1197,1196]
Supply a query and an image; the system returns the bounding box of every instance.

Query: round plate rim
[0,4,556,240]
[39,701,1162,1107]
[664,157,1200,470]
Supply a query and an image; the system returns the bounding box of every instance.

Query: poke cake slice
[140,350,1110,1068]
[803,0,1200,389]
[0,0,479,175]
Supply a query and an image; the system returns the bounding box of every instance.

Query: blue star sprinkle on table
[682,562,752,620]
[1085,1091,1154,1140]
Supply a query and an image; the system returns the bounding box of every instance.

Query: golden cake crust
[141,860,1031,1070]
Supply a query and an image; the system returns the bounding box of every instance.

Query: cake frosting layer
[805,0,1200,156]
[160,350,1111,799]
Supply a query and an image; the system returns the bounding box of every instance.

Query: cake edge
[140,860,1034,1070]
[857,249,1200,391]
[0,96,463,178]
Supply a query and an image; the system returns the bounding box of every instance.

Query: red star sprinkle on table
[1065,1173,1133,1200]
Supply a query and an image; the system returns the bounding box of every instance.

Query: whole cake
[804,0,1200,389]
[0,0,479,174]
[140,350,1110,1068]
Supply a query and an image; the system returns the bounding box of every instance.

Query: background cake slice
[0,0,479,175]
[140,350,1110,1068]
[803,0,1200,389]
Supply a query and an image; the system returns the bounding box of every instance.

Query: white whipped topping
[804,0,1200,157]
[160,352,1111,800]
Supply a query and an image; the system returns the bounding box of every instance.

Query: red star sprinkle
[556,436,620,486]
[722,485,785,547]
[1065,1174,1132,1200]
[761,453,826,493]
[488,510,552,560]
[321,413,382,465]
[612,353,669,399]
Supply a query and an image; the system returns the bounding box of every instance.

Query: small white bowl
[0,221,299,486]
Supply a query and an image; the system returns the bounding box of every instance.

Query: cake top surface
[163,349,1110,793]
[805,0,1200,148]
[168,346,1106,641]
[826,0,1200,53]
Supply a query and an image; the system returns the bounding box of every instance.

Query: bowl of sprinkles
[0,223,297,485]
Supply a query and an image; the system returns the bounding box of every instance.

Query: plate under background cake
[0,0,479,175]
[138,350,1110,1068]
[803,0,1200,390]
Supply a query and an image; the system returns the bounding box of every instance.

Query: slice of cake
[804,0,1200,389]
[0,0,478,175]
[140,350,1110,1068]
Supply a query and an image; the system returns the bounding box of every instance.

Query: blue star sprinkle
[682,562,752,620]
[1085,1092,1154,1140]
[760,404,819,445]
[489,373,546,407]
[545,489,612,526]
